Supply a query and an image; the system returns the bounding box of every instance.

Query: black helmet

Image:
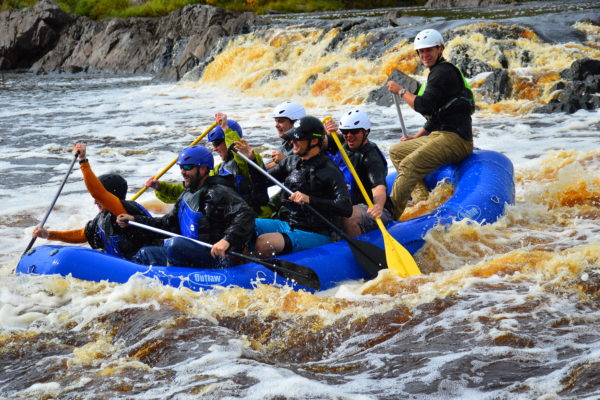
[287,116,325,141]
[98,174,128,200]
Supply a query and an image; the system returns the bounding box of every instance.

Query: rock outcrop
[425,0,524,7]
[535,58,600,114]
[0,0,263,79]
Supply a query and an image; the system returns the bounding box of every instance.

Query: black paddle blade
[346,237,388,279]
[229,250,320,291]
[267,258,321,290]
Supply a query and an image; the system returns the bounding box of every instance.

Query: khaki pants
[389,131,473,219]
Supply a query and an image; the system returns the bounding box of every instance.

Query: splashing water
[1,1,599,398]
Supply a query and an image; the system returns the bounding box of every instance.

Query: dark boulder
[534,57,600,114]
[475,68,511,103]
[560,57,600,81]
[0,0,75,69]
[446,45,494,78]
[366,69,420,107]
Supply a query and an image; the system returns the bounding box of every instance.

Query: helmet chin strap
[359,129,369,147]
[297,138,320,158]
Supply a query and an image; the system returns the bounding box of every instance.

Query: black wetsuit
[268,153,352,235]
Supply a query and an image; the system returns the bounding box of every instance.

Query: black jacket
[268,153,352,235]
[133,176,256,252]
[414,59,473,141]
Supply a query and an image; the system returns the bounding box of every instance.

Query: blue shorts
[255,218,331,253]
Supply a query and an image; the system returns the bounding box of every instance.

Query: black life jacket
[85,200,152,259]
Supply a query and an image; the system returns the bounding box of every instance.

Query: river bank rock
[0,0,263,79]
[534,58,600,114]
[425,0,524,7]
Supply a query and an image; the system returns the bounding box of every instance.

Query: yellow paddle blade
[376,219,421,277]
[324,118,421,276]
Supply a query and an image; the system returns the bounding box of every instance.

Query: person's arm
[117,198,181,233]
[387,80,417,109]
[79,161,127,215]
[73,142,126,216]
[368,185,387,219]
[208,187,256,256]
[154,181,185,203]
[45,228,87,243]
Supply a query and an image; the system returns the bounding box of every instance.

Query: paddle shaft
[130,122,218,200]
[326,124,421,277]
[234,151,341,229]
[233,150,386,274]
[393,93,408,138]
[127,221,320,289]
[129,220,246,258]
[23,152,79,256]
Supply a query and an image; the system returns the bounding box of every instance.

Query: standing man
[117,145,255,268]
[240,116,352,258]
[386,28,474,219]
[324,110,394,236]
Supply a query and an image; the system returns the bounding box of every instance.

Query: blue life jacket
[177,191,206,239]
[326,150,354,196]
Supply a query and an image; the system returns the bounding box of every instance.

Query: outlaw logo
[457,205,482,221]
[188,272,227,287]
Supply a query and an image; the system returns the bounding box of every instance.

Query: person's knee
[342,209,363,235]
[255,234,284,257]
[133,246,165,266]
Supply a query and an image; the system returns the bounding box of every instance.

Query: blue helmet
[207,120,243,142]
[177,145,214,170]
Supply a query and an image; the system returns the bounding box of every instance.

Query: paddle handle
[23,152,79,256]
[130,122,218,200]
[393,93,408,138]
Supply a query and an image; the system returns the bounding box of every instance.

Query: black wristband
[79,158,88,164]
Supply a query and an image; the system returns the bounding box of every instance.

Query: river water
[1,1,599,399]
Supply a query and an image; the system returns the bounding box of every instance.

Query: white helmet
[272,101,306,121]
[414,29,444,51]
[339,109,371,131]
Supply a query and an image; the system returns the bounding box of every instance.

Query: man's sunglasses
[180,164,196,171]
[340,128,363,136]
[211,139,225,147]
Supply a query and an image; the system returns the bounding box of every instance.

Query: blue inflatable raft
[16,150,514,292]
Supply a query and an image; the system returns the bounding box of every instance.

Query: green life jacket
[417,61,476,115]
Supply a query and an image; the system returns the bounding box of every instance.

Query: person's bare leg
[341,205,363,236]
[254,233,286,258]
